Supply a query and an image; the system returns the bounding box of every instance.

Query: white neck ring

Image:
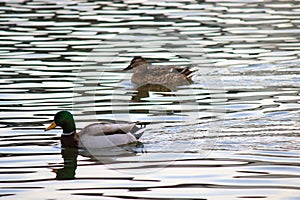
[62,131,75,136]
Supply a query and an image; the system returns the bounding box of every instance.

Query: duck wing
[151,65,197,77]
[78,122,146,139]
[78,123,135,136]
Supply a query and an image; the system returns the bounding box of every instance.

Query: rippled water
[1,0,300,199]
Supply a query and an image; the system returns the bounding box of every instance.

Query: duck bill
[45,121,57,131]
[123,64,133,71]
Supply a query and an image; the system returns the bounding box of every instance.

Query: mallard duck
[123,56,197,86]
[45,111,146,149]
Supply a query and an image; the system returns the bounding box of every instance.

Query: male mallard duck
[45,111,146,149]
[123,56,197,86]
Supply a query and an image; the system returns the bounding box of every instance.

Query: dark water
[1,0,300,199]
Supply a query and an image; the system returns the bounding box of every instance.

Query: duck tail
[174,67,198,78]
[131,122,147,139]
[182,67,198,78]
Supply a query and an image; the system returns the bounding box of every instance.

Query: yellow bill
[45,121,57,131]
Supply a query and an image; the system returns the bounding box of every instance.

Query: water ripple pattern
[0,0,300,199]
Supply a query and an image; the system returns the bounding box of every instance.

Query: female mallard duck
[45,111,146,149]
[123,56,197,86]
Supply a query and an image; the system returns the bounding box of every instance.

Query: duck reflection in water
[131,84,174,102]
[51,143,145,180]
[123,57,197,101]
[52,148,78,180]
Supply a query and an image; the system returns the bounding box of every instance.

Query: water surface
[1,0,300,199]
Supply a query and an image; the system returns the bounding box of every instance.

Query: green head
[45,111,76,134]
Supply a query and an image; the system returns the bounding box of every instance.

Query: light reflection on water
[1,0,300,199]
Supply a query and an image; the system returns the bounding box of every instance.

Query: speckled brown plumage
[124,56,197,86]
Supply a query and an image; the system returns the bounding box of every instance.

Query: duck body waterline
[124,56,197,86]
[45,111,146,149]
